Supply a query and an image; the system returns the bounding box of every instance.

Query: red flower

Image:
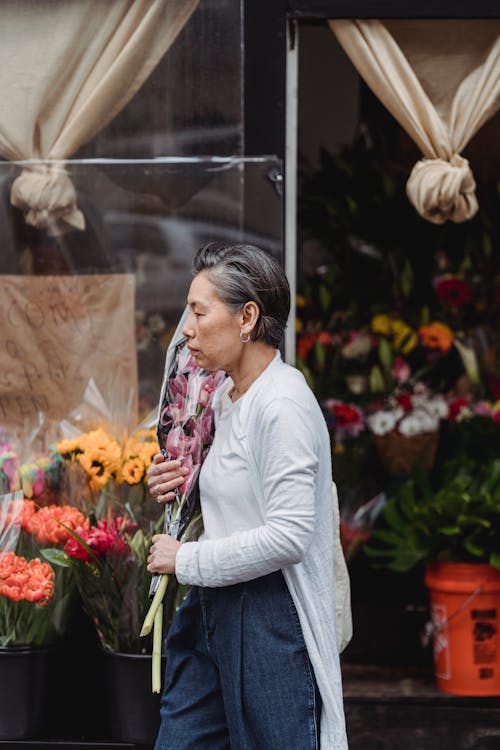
[396,393,413,412]
[297,333,317,360]
[433,275,472,307]
[447,397,471,421]
[297,331,336,360]
[64,516,135,562]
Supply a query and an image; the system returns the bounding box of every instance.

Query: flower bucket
[373,430,438,477]
[0,646,48,739]
[424,562,500,696]
[102,648,166,745]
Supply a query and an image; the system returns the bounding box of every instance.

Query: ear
[240,301,260,335]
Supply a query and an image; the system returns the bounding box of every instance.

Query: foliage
[296,124,500,565]
[364,457,500,572]
[43,511,167,654]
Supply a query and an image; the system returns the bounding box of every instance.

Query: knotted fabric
[407,154,478,225]
[329,19,500,223]
[11,164,84,235]
[0,0,199,235]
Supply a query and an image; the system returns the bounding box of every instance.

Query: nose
[182,310,195,339]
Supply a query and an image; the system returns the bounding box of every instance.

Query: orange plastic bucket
[424,562,500,696]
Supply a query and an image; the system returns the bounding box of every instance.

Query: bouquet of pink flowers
[157,341,225,543]
[140,311,225,691]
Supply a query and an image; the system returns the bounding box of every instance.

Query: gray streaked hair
[193,241,290,347]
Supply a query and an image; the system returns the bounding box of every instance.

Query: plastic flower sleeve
[141,307,226,688]
[0,490,24,556]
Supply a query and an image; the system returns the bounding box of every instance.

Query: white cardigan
[176,351,349,750]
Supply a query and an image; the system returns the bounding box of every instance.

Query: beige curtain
[0,0,199,235]
[329,19,500,224]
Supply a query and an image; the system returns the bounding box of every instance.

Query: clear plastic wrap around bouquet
[0,490,78,647]
[140,309,225,691]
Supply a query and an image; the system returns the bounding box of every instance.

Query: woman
[147,242,348,750]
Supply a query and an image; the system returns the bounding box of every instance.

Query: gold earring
[240,331,251,343]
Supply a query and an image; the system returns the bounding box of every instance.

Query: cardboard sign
[0,274,138,430]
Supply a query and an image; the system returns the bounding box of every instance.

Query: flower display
[27,504,88,546]
[366,383,449,438]
[0,494,78,647]
[321,398,365,441]
[57,429,123,492]
[0,550,57,647]
[44,509,164,654]
[55,427,160,521]
[0,439,63,503]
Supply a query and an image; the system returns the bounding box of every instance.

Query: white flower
[425,396,449,420]
[342,332,372,360]
[399,409,438,436]
[456,406,474,422]
[367,409,400,436]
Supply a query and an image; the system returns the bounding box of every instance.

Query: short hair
[193,241,290,347]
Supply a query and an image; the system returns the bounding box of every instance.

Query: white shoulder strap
[332,481,353,653]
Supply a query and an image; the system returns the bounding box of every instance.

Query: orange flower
[418,322,453,352]
[0,552,54,605]
[24,559,54,605]
[121,458,145,485]
[3,499,36,530]
[27,505,88,546]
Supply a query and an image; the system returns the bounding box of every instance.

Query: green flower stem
[140,573,168,637]
[152,602,163,694]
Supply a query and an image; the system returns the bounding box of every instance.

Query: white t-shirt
[176,351,348,750]
[198,387,260,538]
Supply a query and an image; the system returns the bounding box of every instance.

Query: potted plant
[365,449,500,696]
[0,492,80,739]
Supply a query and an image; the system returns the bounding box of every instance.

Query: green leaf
[369,364,386,392]
[41,548,72,568]
[482,232,493,258]
[314,340,326,370]
[464,539,485,558]
[318,284,331,313]
[369,528,406,546]
[383,501,408,533]
[400,259,414,298]
[438,526,461,536]
[378,337,393,372]
[362,544,398,558]
[489,552,500,569]
[420,305,431,325]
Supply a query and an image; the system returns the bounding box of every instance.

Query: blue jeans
[155,570,321,750]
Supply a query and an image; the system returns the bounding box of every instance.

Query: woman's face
[182,271,242,372]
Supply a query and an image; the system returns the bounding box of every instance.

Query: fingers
[148,458,189,504]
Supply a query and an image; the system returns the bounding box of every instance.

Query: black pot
[0,646,49,739]
[102,648,166,745]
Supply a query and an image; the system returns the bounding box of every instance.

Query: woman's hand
[147,534,181,574]
[147,452,189,505]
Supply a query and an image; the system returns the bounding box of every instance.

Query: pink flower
[391,356,411,383]
[0,453,19,490]
[166,425,201,460]
[168,372,188,401]
[198,407,215,444]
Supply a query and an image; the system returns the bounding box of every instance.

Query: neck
[228,343,276,401]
